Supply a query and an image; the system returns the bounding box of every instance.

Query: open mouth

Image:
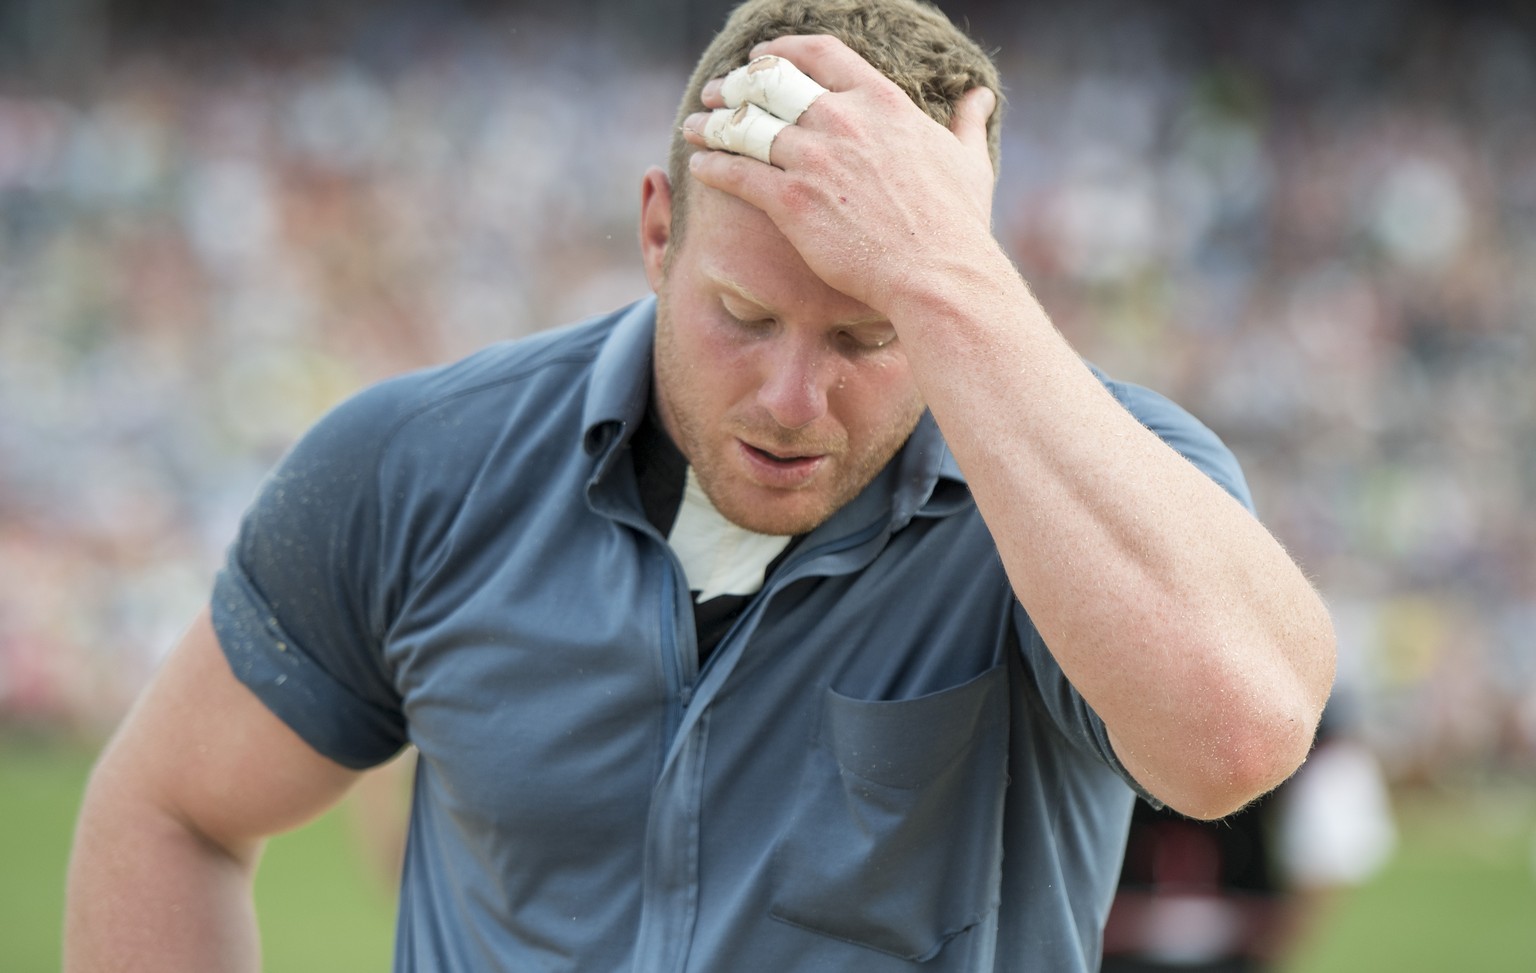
[746,443,816,465]
[738,440,827,485]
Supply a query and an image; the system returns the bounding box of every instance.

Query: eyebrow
[706,270,890,329]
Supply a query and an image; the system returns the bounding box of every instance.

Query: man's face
[642,177,925,536]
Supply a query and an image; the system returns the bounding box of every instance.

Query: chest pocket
[767,663,1010,961]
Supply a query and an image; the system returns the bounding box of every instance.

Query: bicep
[93,609,362,857]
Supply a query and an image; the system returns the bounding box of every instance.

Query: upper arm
[88,609,362,858]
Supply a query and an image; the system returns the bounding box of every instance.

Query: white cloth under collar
[667,467,792,601]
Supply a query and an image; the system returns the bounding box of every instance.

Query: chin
[714,493,832,538]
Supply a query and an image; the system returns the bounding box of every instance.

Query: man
[64,1,1336,970]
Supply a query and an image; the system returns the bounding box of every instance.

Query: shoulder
[304,311,620,467]
[357,313,615,433]
[243,308,631,540]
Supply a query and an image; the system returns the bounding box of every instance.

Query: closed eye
[718,294,775,335]
[727,312,774,334]
[835,327,897,353]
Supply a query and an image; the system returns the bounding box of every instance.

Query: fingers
[694,54,826,166]
[687,143,780,214]
[687,35,993,175]
[698,102,792,165]
[949,85,998,166]
[719,55,828,123]
[746,34,887,96]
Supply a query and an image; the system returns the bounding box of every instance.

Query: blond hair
[667,0,1002,243]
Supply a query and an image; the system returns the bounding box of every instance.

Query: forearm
[65,764,263,972]
[890,245,1336,817]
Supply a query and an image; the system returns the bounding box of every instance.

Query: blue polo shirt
[212,297,1253,972]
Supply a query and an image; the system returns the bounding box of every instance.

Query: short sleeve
[211,381,411,769]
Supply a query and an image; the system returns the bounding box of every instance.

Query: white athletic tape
[701,103,791,164]
[720,55,828,124]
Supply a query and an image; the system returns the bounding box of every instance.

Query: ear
[639,166,673,292]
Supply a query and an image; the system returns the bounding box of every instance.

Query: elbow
[1179,657,1335,820]
[1172,709,1322,820]
[1117,708,1320,822]
[1148,663,1335,821]
[1189,603,1339,819]
[1121,604,1339,820]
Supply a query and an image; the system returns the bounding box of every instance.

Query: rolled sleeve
[212,564,405,769]
[210,379,415,769]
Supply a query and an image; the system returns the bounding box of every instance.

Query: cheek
[661,300,736,382]
[671,334,760,420]
[837,368,924,437]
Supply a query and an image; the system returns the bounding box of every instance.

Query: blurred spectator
[2,0,1534,787]
[1102,708,1397,972]
[0,6,678,735]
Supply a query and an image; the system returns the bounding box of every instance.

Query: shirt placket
[631,546,707,972]
[630,514,896,972]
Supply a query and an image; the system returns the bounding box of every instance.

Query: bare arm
[882,247,1335,818]
[64,610,362,971]
[684,35,1336,819]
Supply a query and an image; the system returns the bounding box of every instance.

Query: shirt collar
[582,296,658,463]
[890,410,968,527]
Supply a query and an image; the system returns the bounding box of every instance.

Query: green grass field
[1,739,395,971]
[5,738,1533,971]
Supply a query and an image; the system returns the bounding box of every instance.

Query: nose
[756,340,835,431]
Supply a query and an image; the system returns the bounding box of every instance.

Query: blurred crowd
[2,0,1534,787]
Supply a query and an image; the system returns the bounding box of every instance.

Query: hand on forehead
[679,33,998,313]
[693,34,983,168]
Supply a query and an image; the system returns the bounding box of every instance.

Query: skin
[63,30,1337,971]
[64,611,360,972]
[681,34,1335,819]
[643,177,925,536]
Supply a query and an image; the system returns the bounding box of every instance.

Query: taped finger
[720,55,828,123]
[701,103,790,165]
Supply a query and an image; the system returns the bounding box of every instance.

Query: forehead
[683,187,794,262]
[679,187,880,323]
